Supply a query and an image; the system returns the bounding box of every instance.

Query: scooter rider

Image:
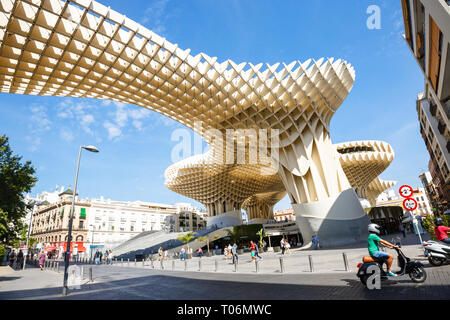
[434,218,450,244]
[367,223,399,277]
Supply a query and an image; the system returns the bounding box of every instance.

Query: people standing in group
[285,240,291,254]
[312,233,320,250]
[108,250,113,264]
[280,238,286,255]
[39,251,46,271]
[180,247,186,260]
[231,243,238,264]
[16,250,24,269]
[94,249,100,265]
[9,249,16,268]
[227,244,233,260]
[400,223,406,238]
[99,251,103,264]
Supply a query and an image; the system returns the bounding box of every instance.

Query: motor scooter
[423,240,450,266]
[356,247,427,287]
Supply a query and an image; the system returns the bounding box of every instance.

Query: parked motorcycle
[423,240,450,266]
[357,247,427,287]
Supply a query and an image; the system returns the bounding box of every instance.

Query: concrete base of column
[293,188,369,248]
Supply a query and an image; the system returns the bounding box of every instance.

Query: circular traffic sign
[399,185,414,198]
[403,198,417,211]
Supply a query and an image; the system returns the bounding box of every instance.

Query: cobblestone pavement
[1,232,448,300]
[0,260,449,300]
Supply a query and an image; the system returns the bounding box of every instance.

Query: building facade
[376,187,433,216]
[30,187,203,256]
[273,209,296,222]
[400,0,450,211]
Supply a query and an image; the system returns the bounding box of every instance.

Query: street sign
[403,198,418,211]
[399,185,414,198]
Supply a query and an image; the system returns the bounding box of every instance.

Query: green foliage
[196,233,219,253]
[226,224,262,246]
[422,215,450,240]
[177,232,195,247]
[0,244,5,258]
[256,228,269,248]
[0,135,37,245]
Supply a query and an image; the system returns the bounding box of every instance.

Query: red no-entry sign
[399,185,414,198]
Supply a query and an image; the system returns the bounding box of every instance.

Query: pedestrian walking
[224,246,228,259]
[250,241,256,261]
[164,249,169,261]
[180,247,186,261]
[158,247,163,261]
[99,251,103,263]
[198,247,203,258]
[231,243,238,264]
[39,251,45,271]
[255,242,263,260]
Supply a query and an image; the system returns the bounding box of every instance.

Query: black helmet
[434,218,443,226]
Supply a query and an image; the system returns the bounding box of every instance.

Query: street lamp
[89,224,95,259]
[23,199,42,270]
[62,145,99,296]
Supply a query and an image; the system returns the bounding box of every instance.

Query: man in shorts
[367,223,399,277]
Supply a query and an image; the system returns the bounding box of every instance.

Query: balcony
[438,120,446,135]
[430,103,437,118]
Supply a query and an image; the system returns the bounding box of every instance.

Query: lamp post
[62,145,99,296]
[23,199,42,270]
[89,224,95,259]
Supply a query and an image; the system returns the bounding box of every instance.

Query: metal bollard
[127,258,130,267]
[308,255,314,273]
[255,259,259,273]
[172,260,175,271]
[279,257,285,274]
[234,261,237,272]
[89,267,93,283]
[142,260,145,267]
[151,258,154,269]
[215,259,218,272]
[135,259,137,267]
[342,252,349,271]
[56,262,60,273]
[198,259,202,272]
[184,260,187,271]
[80,266,84,279]
[160,259,164,270]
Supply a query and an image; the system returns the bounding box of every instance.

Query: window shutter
[80,208,86,218]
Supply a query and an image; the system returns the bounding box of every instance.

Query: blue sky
[0,0,428,210]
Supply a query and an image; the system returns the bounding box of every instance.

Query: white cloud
[60,127,75,142]
[103,121,122,140]
[29,105,51,133]
[141,0,170,35]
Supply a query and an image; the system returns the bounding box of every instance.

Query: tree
[0,135,37,245]
[256,228,269,248]
[196,233,219,255]
[176,232,196,253]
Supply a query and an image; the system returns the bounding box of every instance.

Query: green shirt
[367,233,381,256]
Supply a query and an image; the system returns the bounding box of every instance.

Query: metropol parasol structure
[0,0,397,247]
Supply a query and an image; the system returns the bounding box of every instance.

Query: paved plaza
[1,233,449,300]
